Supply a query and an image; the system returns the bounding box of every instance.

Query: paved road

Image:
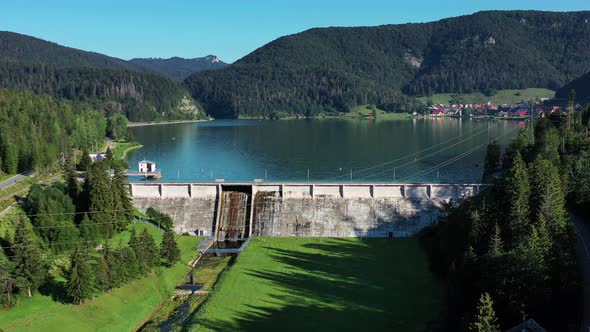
[0,171,33,190]
[571,213,590,332]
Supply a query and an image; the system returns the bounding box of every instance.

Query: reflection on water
[126,118,521,183]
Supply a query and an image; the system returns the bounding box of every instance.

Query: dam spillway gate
[129,182,487,238]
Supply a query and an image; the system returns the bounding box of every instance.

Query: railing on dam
[129,181,488,201]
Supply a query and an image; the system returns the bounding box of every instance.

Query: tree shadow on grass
[196,238,444,332]
[38,278,68,303]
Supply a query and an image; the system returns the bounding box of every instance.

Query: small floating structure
[125,160,162,179]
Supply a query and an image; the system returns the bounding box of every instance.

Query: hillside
[129,56,227,81]
[556,71,590,102]
[0,31,140,70]
[0,32,203,121]
[184,10,590,119]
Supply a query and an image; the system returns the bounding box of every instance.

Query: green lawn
[418,88,555,105]
[190,237,443,332]
[0,223,201,332]
[111,140,142,160]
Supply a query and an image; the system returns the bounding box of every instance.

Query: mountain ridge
[184,10,590,118]
[129,55,227,81]
[0,31,204,121]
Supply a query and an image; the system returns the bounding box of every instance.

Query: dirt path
[571,213,590,332]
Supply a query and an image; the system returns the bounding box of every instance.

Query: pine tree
[95,255,111,293]
[138,228,159,273]
[79,213,100,244]
[506,153,531,248]
[128,228,146,274]
[482,139,501,182]
[0,254,16,307]
[87,161,115,238]
[111,165,133,231]
[104,243,125,287]
[12,218,45,297]
[530,157,568,234]
[2,143,18,174]
[160,228,181,265]
[64,156,79,200]
[77,148,92,172]
[120,246,140,282]
[105,147,113,161]
[66,246,95,304]
[469,293,500,332]
[526,217,551,263]
[488,224,503,257]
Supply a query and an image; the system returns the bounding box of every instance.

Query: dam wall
[130,182,483,237]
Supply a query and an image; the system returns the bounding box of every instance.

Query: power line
[320,122,489,181]
[355,123,498,181]
[401,125,521,182]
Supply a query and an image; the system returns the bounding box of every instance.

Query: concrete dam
[129,182,486,238]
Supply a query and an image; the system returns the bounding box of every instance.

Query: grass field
[418,88,555,105]
[0,223,201,332]
[111,140,142,160]
[190,237,443,332]
[346,105,412,120]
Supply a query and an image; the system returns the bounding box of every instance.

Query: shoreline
[127,119,211,127]
[119,144,143,159]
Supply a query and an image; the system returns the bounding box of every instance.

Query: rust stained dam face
[130,182,485,237]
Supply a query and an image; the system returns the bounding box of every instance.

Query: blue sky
[1,0,588,63]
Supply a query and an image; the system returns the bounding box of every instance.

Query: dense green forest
[0,89,106,174]
[185,10,590,118]
[0,32,204,121]
[129,56,228,81]
[557,70,590,102]
[420,101,590,330]
[0,157,181,305]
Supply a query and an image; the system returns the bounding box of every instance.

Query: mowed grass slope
[0,223,201,332]
[192,237,443,332]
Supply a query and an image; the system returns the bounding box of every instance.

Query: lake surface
[126,118,522,183]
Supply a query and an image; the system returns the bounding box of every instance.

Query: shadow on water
[196,238,445,332]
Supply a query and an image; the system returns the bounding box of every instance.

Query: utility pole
[530,99,535,145]
[350,169,353,182]
[307,169,310,182]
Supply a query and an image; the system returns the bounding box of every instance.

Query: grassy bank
[127,119,209,127]
[190,237,443,332]
[239,105,412,121]
[111,140,142,160]
[418,88,555,105]
[346,105,411,120]
[0,223,201,332]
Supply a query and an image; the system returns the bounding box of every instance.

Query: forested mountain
[0,31,140,70]
[129,56,227,81]
[0,32,203,121]
[556,70,590,102]
[184,10,590,118]
[0,89,106,173]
